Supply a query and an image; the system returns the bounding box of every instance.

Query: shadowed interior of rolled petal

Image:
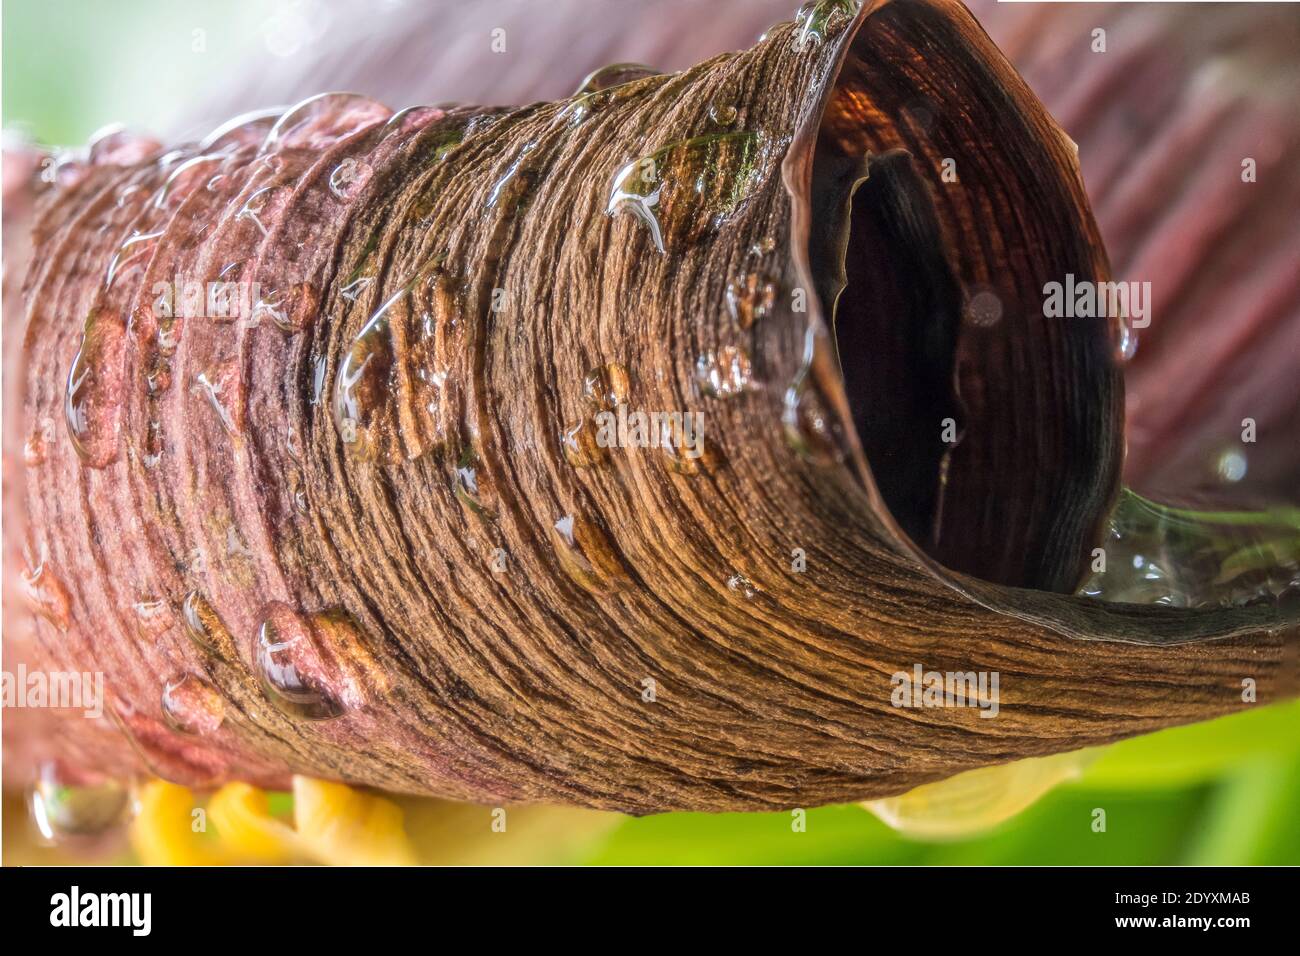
[814,144,964,557]
[806,0,1123,595]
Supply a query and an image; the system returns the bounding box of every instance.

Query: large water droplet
[575,63,663,96]
[161,672,227,736]
[583,362,631,411]
[793,0,861,51]
[552,514,630,592]
[29,763,131,842]
[260,93,391,154]
[255,603,350,721]
[607,131,770,254]
[1078,490,1300,609]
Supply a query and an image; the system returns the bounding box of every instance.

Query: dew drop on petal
[20,548,72,631]
[695,345,753,398]
[582,363,630,411]
[29,763,131,843]
[574,62,662,95]
[552,514,630,592]
[255,603,350,721]
[161,672,227,736]
[260,93,391,154]
[726,272,777,329]
[181,590,232,655]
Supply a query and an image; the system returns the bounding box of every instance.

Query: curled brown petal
[6,0,1297,813]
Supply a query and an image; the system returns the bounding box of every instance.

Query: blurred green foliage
[3,0,263,145]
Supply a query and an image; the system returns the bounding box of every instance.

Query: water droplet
[311,356,328,405]
[252,281,320,333]
[144,353,173,394]
[285,423,302,461]
[727,573,758,599]
[583,363,630,411]
[783,373,846,465]
[965,289,1003,328]
[65,310,126,468]
[1078,489,1300,608]
[381,104,446,140]
[558,92,611,127]
[696,345,753,397]
[255,603,349,721]
[260,93,391,154]
[708,102,739,127]
[574,63,662,95]
[132,597,173,639]
[552,514,630,592]
[486,142,539,212]
[29,763,130,842]
[200,107,286,151]
[45,148,89,189]
[23,417,55,466]
[153,153,225,212]
[236,185,289,238]
[333,264,452,460]
[339,276,374,302]
[726,273,777,328]
[161,672,227,736]
[607,131,770,254]
[328,158,373,199]
[658,416,717,476]
[793,0,861,51]
[454,448,498,520]
[181,590,232,655]
[560,418,608,468]
[1216,449,1248,484]
[1115,314,1138,363]
[192,363,243,436]
[20,555,72,631]
[104,229,163,289]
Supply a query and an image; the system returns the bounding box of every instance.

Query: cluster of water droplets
[333,260,458,462]
[1078,489,1300,611]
